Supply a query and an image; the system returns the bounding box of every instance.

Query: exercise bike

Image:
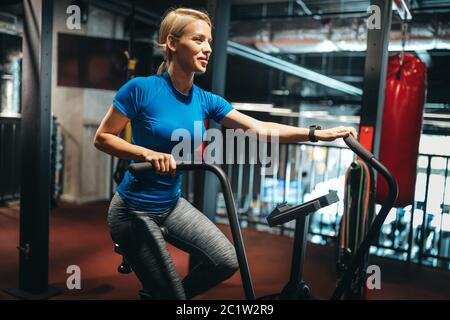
[115,162,256,300]
[114,135,397,300]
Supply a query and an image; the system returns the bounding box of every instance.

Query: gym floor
[1,201,448,300]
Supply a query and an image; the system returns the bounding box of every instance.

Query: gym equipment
[336,160,374,299]
[376,53,426,207]
[114,135,397,300]
[263,136,397,299]
[262,190,340,299]
[118,162,256,300]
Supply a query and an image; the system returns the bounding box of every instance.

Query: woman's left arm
[220,109,358,143]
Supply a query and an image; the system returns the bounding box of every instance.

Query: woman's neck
[167,63,194,95]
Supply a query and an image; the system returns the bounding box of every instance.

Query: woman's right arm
[93,105,176,174]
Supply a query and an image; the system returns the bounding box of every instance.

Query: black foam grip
[343,136,374,162]
[128,162,153,174]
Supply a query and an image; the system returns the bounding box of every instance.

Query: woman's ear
[166,35,177,53]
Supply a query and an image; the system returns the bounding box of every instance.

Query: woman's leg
[107,193,186,300]
[163,197,239,299]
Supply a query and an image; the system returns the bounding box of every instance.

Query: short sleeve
[113,77,144,120]
[204,92,234,123]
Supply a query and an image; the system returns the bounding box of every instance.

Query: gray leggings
[107,193,239,300]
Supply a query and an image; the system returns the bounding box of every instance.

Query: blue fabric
[113,71,233,212]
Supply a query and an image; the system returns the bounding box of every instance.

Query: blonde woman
[94,7,357,300]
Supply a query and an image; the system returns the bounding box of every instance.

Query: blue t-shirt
[113,71,233,212]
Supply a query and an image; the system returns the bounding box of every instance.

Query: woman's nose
[203,41,212,54]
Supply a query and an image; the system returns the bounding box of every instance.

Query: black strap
[309,125,322,142]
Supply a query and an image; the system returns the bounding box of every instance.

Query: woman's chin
[194,66,207,74]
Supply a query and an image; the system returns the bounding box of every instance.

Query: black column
[356,0,393,291]
[5,0,59,299]
[359,0,393,157]
[194,0,231,220]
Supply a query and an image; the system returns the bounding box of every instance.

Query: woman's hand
[142,150,177,176]
[315,126,358,142]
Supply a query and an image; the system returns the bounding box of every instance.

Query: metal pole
[355,0,393,281]
[359,0,393,157]
[290,215,310,283]
[418,156,432,265]
[201,0,232,220]
[5,0,60,299]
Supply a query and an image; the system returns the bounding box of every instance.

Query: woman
[94,8,357,300]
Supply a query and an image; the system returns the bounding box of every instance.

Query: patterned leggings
[107,193,239,300]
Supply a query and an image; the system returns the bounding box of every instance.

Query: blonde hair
[157,8,212,74]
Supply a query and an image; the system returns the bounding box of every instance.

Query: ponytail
[157,60,167,74]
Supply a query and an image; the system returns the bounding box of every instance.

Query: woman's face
[171,19,212,74]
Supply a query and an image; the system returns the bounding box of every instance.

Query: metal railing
[181,141,450,270]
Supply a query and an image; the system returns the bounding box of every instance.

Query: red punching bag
[376,54,427,207]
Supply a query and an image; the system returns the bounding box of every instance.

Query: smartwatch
[309,125,322,142]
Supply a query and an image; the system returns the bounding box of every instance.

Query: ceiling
[231,0,450,12]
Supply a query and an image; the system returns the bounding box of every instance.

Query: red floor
[0,201,449,300]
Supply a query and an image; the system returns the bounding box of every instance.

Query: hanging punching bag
[376,53,427,207]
